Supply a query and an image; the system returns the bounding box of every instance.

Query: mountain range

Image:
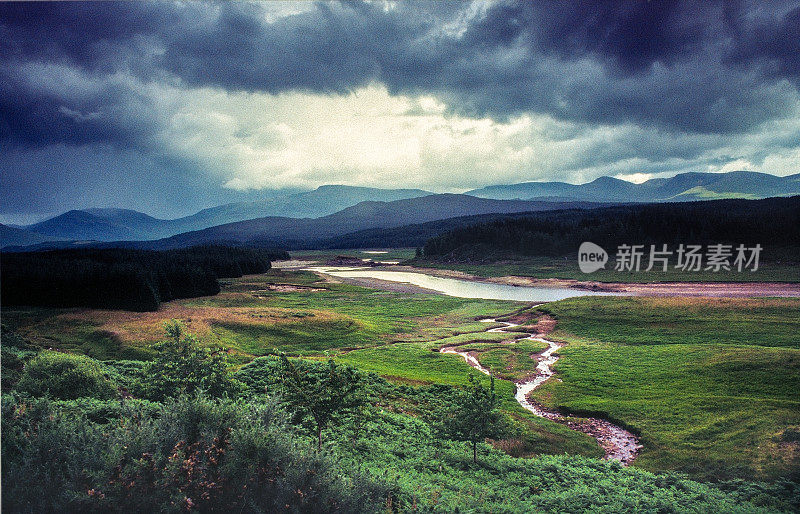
[466,171,800,202]
[145,195,602,250]
[7,186,431,244]
[2,171,798,250]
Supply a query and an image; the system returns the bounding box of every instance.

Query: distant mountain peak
[466,170,799,203]
[8,172,798,250]
[313,184,430,194]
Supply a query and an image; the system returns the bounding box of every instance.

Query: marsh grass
[533,296,800,480]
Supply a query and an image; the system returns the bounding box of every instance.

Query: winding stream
[440,319,641,465]
[305,265,639,464]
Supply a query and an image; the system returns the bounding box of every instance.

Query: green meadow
[4,269,799,484]
[531,296,800,480]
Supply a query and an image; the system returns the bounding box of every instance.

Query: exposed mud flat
[253,284,325,293]
[271,259,320,270]
[441,318,641,465]
[317,274,442,294]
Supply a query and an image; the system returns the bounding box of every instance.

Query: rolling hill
[174,185,431,231]
[465,171,800,202]
[0,224,69,248]
[421,196,800,261]
[5,172,798,250]
[147,194,602,250]
[23,210,146,241]
[12,185,432,244]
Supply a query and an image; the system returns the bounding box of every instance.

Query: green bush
[3,389,797,512]
[1,394,391,513]
[329,407,800,513]
[51,398,162,424]
[102,359,147,391]
[1,346,26,391]
[16,351,117,400]
[135,321,244,401]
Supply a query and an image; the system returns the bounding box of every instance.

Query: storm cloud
[1,0,798,220]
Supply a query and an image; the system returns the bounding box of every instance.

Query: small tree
[279,355,365,451]
[139,320,241,401]
[440,374,504,463]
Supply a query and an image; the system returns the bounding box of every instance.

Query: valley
[6,262,799,482]
[4,3,800,510]
[4,192,799,511]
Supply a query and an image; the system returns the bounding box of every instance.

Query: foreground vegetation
[4,341,798,513]
[3,265,799,510]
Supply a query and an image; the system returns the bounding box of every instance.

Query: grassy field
[5,268,799,481]
[532,296,800,480]
[411,257,800,283]
[2,268,603,459]
[3,270,512,362]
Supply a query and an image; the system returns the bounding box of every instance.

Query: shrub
[434,374,505,463]
[16,351,117,400]
[51,398,162,424]
[279,355,367,451]
[136,321,245,401]
[1,394,391,513]
[1,346,26,391]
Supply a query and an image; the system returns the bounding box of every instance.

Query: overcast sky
[2,1,799,222]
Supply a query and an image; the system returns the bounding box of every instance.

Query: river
[304,266,619,302]
[305,264,640,464]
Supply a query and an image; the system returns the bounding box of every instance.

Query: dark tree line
[422,197,800,261]
[1,246,289,311]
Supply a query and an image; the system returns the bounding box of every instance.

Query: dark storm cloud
[2,0,799,148]
[1,0,798,221]
[0,62,158,148]
[0,2,176,72]
[724,2,800,81]
[382,0,800,132]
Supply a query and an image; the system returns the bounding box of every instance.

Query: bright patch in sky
[615,173,654,184]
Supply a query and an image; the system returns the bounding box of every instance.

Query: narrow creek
[302,265,640,465]
[440,318,641,465]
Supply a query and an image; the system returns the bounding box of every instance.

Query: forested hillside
[422,197,800,261]
[1,246,288,311]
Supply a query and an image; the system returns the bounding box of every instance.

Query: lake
[305,266,619,302]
